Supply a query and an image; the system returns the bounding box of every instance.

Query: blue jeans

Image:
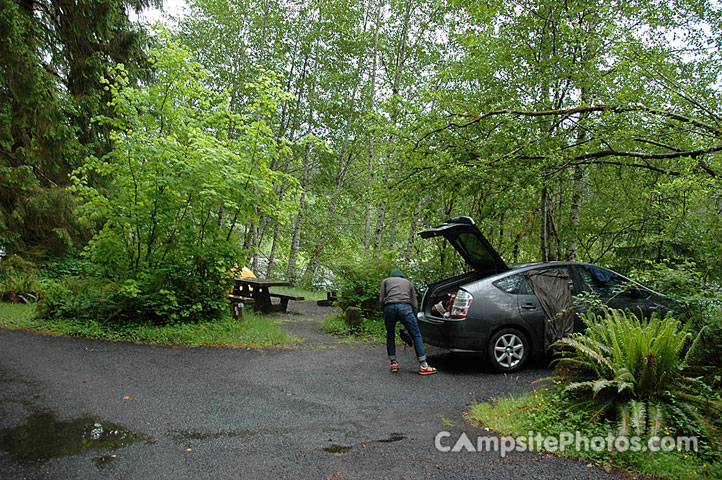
[383,303,426,362]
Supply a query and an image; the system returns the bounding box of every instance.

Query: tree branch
[419,103,722,147]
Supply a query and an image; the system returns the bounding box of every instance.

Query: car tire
[487,328,529,373]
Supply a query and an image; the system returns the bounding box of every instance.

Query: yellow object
[228,265,257,293]
[240,267,256,279]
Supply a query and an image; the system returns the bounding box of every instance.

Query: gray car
[416,216,676,373]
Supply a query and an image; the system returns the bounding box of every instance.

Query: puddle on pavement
[322,433,405,455]
[0,411,153,465]
[377,433,404,443]
[323,444,352,455]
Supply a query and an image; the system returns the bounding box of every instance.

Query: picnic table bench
[227,294,254,319]
[269,292,305,312]
[232,277,304,314]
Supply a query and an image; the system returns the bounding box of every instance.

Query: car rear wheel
[487,328,528,373]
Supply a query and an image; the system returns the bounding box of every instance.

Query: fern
[553,308,721,449]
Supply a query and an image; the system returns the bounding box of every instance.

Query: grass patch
[321,313,386,343]
[0,303,298,348]
[0,302,36,324]
[467,388,721,480]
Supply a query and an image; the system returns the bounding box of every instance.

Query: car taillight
[450,290,473,318]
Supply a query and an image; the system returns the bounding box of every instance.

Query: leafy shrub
[629,261,722,371]
[334,254,397,320]
[0,254,38,276]
[38,255,96,279]
[404,258,462,296]
[629,261,720,316]
[37,266,233,326]
[554,309,721,449]
[0,272,43,303]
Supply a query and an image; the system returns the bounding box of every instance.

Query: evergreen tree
[0,0,159,256]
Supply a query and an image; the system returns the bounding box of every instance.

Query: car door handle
[521,303,536,309]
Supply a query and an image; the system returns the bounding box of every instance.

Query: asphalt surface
[0,302,635,479]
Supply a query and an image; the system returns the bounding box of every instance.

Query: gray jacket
[379,276,418,314]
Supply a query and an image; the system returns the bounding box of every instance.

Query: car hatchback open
[416,216,676,372]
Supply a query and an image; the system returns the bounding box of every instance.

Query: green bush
[37,265,233,326]
[629,261,722,372]
[554,309,721,449]
[332,251,440,321]
[334,254,393,320]
[0,254,38,277]
[0,271,43,303]
[38,255,96,279]
[629,261,720,316]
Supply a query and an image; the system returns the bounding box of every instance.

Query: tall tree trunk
[302,11,371,283]
[364,2,381,252]
[287,16,321,283]
[388,209,399,251]
[372,1,413,260]
[287,142,313,283]
[565,80,591,261]
[266,52,309,278]
[372,191,387,260]
[404,200,422,262]
[566,164,586,261]
[250,206,259,271]
[541,185,550,262]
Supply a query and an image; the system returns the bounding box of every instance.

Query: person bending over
[379,268,437,375]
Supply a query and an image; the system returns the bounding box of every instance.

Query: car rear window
[454,232,497,269]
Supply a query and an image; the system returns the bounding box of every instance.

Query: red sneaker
[390,362,399,373]
[419,365,437,375]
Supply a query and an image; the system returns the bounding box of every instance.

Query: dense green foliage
[170,0,722,293]
[334,254,396,320]
[0,0,159,256]
[333,253,447,321]
[2,0,722,341]
[54,32,297,323]
[321,312,386,343]
[554,309,721,447]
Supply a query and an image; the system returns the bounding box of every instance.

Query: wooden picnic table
[232,277,304,314]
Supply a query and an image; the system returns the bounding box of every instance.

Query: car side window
[524,267,575,294]
[495,268,575,296]
[493,274,524,294]
[576,266,634,298]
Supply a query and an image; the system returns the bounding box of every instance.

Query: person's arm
[409,281,419,315]
[379,279,387,306]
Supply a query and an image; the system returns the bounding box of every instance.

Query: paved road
[0,303,632,479]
